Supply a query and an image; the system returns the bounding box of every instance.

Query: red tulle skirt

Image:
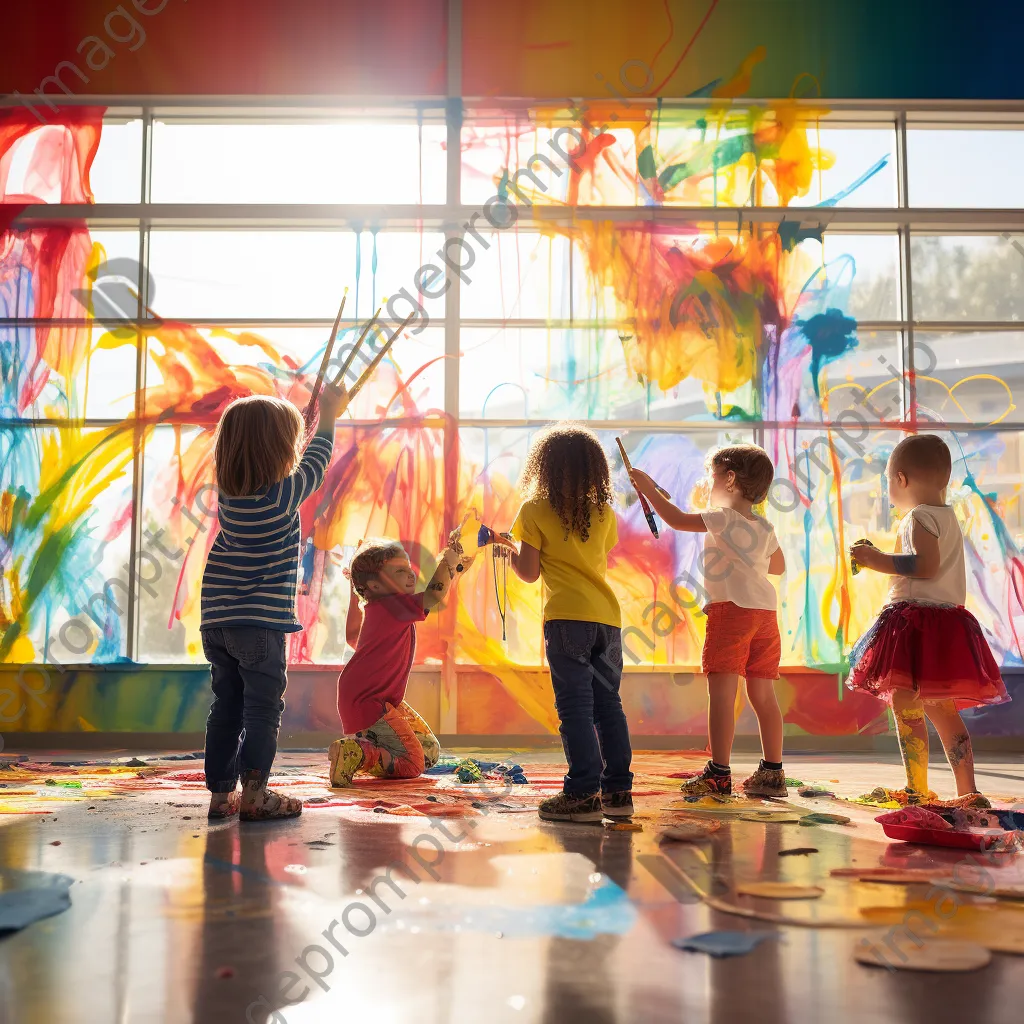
[847,602,1009,710]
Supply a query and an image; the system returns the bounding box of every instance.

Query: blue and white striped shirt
[200,434,334,632]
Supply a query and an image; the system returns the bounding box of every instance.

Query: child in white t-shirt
[630,444,788,797]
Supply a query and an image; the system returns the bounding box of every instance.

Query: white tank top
[887,504,966,607]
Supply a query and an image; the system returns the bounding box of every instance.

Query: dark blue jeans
[544,620,633,797]
[201,626,288,792]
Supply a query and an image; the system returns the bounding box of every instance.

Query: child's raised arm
[421,528,474,612]
[629,470,707,533]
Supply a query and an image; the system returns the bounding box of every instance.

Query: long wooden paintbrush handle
[305,291,348,423]
[616,436,660,539]
[339,313,415,400]
[615,436,634,473]
[332,305,383,388]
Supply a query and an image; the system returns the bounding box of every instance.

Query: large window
[3,103,1024,681]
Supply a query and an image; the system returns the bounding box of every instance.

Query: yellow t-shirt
[511,498,621,628]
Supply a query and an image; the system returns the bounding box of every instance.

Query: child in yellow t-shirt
[506,424,633,823]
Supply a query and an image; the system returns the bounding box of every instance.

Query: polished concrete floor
[1,751,1023,1024]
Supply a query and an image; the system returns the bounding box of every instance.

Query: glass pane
[1,424,134,664]
[459,325,708,421]
[142,324,444,421]
[908,130,1024,208]
[3,122,141,203]
[147,230,446,321]
[779,128,897,209]
[462,116,895,209]
[793,233,900,321]
[2,230,139,419]
[137,424,447,664]
[912,235,1024,322]
[914,331,1022,426]
[151,121,447,204]
[456,425,753,668]
[89,120,144,202]
[459,231,572,320]
[956,430,1024,666]
[765,330,903,425]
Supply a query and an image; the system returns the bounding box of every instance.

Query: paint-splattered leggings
[353,701,441,779]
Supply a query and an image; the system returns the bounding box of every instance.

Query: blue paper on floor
[0,872,74,934]
[672,931,777,958]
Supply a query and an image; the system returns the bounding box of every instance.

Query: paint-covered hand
[446,526,465,556]
[318,379,349,422]
[629,469,659,499]
[491,532,518,554]
[850,539,882,571]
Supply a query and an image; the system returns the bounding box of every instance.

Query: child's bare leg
[924,699,979,797]
[745,677,784,764]
[707,673,740,767]
[891,690,930,800]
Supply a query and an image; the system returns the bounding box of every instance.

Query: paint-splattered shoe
[238,772,302,821]
[538,791,603,823]
[679,762,732,797]
[741,765,788,799]
[329,738,365,788]
[207,791,241,819]
[602,791,635,818]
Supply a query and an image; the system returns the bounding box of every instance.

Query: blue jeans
[544,620,633,797]
[201,627,288,792]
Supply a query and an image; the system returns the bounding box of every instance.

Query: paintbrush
[331,304,384,391]
[304,290,348,428]
[338,312,416,401]
[615,436,659,539]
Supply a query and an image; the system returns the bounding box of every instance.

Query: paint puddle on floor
[374,852,637,940]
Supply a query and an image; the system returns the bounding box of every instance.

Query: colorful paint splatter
[2,72,1023,738]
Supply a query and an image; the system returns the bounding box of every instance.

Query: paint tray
[877,809,1024,851]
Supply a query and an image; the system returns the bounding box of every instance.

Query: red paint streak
[650,0,675,70]
[649,0,720,96]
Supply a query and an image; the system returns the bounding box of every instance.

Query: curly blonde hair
[521,423,613,541]
[346,539,408,600]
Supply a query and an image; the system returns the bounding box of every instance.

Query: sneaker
[602,791,635,818]
[329,738,365,788]
[538,791,603,823]
[938,792,992,810]
[679,761,732,797]
[742,764,788,798]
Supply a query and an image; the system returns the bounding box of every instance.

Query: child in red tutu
[850,434,1008,808]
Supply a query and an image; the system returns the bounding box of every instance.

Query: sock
[708,761,731,776]
[760,759,783,771]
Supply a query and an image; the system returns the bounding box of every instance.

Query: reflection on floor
[1,751,1023,1024]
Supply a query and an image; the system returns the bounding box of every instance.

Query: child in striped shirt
[201,383,347,821]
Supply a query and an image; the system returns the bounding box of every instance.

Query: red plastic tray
[878,821,1018,851]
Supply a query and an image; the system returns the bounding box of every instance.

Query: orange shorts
[702,601,781,679]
